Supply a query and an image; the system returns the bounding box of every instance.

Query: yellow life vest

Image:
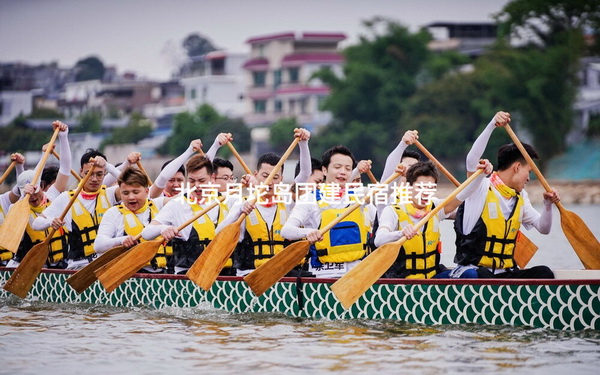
[116,200,169,270]
[243,202,290,269]
[169,200,228,271]
[68,186,111,259]
[393,203,441,279]
[314,200,369,264]
[477,189,523,269]
[18,199,68,264]
[454,188,523,270]
[0,204,11,262]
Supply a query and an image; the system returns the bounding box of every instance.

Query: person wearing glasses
[32,148,122,270]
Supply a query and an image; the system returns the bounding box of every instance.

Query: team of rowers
[0,110,561,280]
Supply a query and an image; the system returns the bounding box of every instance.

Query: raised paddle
[244,169,403,296]
[0,127,60,253]
[504,124,600,269]
[0,161,17,185]
[414,140,539,268]
[95,196,227,293]
[51,150,82,182]
[85,147,207,293]
[65,235,139,293]
[331,169,485,309]
[3,163,96,298]
[226,142,254,175]
[187,138,301,291]
[136,161,153,185]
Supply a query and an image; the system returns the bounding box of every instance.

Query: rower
[452,111,560,279]
[281,145,371,278]
[141,155,230,275]
[375,160,491,279]
[215,128,312,277]
[94,167,170,273]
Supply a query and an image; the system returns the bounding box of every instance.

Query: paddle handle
[51,150,82,182]
[392,169,484,247]
[46,164,96,238]
[366,170,378,184]
[136,161,153,186]
[317,169,402,236]
[266,138,300,186]
[415,140,460,186]
[226,142,253,175]
[30,127,61,188]
[0,161,16,185]
[504,125,564,210]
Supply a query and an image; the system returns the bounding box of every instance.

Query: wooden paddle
[65,235,139,294]
[136,161,153,185]
[187,138,301,291]
[244,169,403,296]
[51,150,82,182]
[0,127,60,253]
[71,147,207,294]
[504,124,600,269]
[0,161,17,185]
[95,196,226,293]
[331,169,484,309]
[414,140,539,268]
[3,163,96,298]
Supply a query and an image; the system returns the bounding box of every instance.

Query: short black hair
[497,143,538,171]
[213,157,234,172]
[294,157,322,177]
[257,152,282,171]
[161,159,185,176]
[321,145,356,169]
[81,148,106,168]
[405,161,439,185]
[41,166,59,189]
[401,150,421,162]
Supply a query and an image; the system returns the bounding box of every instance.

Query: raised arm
[466,112,509,176]
[294,128,312,184]
[52,121,72,193]
[149,139,201,198]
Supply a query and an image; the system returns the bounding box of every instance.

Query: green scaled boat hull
[2,268,599,331]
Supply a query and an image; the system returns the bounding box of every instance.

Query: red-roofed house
[243,31,346,130]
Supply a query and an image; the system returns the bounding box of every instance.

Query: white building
[242,32,346,131]
[179,51,248,118]
[0,91,32,126]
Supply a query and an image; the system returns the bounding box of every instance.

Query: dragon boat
[1,267,599,331]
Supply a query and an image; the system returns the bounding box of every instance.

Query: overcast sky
[0,0,510,81]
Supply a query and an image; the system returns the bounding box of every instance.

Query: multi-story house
[179,51,248,118]
[242,31,346,130]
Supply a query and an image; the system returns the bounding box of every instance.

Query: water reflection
[1,299,599,374]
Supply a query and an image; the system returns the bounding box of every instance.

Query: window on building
[273,70,281,89]
[0,100,3,115]
[288,99,296,114]
[190,88,196,99]
[300,98,307,114]
[253,71,266,87]
[274,100,283,113]
[288,67,299,83]
[254,100,266,113]
[258,44,265,57]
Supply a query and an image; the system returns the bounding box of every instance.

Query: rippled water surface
[1,205,600,374]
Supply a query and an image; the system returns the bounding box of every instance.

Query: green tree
[269,118,299,154]
[158,104,250,156]
[100,113,153,150]
[74,110,102,133]
[75,56,105,81]
[183,33,217,57]
[312,17,433,176]
[27,107,65,119]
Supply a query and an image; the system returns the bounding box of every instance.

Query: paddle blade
[0,199,30,253]
[244,240,311,296]
[66,245,129,294]
[513,231,538,269]
[95,240,161,293]
[559,208,600,269]
[3,241,49,298]
[186,223,240,291]
[331,243,401,310]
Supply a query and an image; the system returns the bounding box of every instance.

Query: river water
[1,205,599,375]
